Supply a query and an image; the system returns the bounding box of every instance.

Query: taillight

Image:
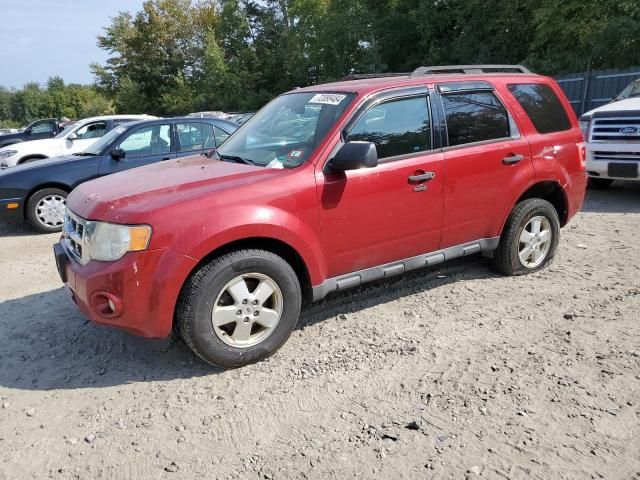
[578,143,586,169]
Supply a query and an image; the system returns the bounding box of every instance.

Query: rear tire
[492,198,560,276]
[26,188,68,234]
[588,177,613,190]
[176,249,302,368]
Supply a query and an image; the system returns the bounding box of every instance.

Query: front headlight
[578,119,591,141]
[0,150,17,158]
[84,221,152,261]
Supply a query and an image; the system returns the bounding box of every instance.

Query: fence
[553,66,640,116]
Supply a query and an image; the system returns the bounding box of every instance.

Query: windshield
[615,80,640,101]
[79,126,127,155]
[217,92,355,168]
[54,122,78,139]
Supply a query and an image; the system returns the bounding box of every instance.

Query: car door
[317,89,445,278]
[65,120,108,155]
[99,122,175,174]
[435,83,534,248]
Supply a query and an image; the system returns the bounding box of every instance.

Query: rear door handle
[503,154,524,165]
[408,172,436,183]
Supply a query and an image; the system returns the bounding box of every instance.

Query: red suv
[53,65,586,368]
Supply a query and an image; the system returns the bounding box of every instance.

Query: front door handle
[503,154,524,165]
[408,171,436,183]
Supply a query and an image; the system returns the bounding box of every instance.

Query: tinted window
[75,121,107,140]
[507,83,571,134]
[442,92,510,146]
[347,96,430,159]
[119,124,171,158]
[177,122,213,152]
[31,122,55,134]
[214,126,230,146]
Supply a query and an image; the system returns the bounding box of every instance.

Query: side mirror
[67,133,78,142]
[110,148,125,160]
[327,141,378,172]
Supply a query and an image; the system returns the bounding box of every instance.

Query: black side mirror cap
[327,141,378,172]
[110,148,125,160]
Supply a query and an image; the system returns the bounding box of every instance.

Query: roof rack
[340,72,408,81]
[410,65,531,77]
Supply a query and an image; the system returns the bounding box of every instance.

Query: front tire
[26,188,68,233]
[176,249,302,368]
[492,198,560,276]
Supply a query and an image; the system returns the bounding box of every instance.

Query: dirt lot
[1,184,639,480]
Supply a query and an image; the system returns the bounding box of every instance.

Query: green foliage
[0,79,112,127]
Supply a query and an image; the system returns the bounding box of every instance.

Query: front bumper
[0,197,24,223]
[585,142,640,180]
[54,241,198,338]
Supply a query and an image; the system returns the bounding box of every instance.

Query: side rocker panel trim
[311,237,500,301]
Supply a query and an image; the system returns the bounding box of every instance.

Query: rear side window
[347,96,431,159]
[507,83,571,134]
[441,92,510,146]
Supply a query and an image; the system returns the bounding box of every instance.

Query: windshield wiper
[201,148,257,166]
[72,152,97,156]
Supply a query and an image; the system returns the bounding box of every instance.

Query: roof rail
[340,72,408,81]
[410,65,531,77]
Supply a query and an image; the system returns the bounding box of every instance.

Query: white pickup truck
[581,79,640,189]
[0,114,155,169]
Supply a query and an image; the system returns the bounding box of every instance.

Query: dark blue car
[0,117,238,233]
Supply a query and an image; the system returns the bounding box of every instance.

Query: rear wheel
[26,188,68,234]
[492,198,560,276]
[588,177,613,190]
[176,249,302,368]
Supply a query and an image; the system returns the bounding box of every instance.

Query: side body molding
[311,237,500,301]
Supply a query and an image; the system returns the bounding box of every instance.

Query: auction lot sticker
[309,93,347,105]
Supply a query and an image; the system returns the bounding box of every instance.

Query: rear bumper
[585,142,640,180]
[0,197,24,223]
[55,242,198,338]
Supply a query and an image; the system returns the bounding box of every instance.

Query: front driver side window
[31,122,55,134]
[118,124,172,159]
[75,121,107,140]
[346,96,431,159]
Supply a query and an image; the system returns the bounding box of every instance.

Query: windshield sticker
[309,93,347,105]
[286,149,304,160]
[266,159,285,169]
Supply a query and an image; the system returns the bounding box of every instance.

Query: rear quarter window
[507,83,572,134]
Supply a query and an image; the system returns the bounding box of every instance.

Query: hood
[0,154,95,174]
[0,136,63,154]
[0,131,24,142]
[68,155,286,222]
[583,97,640,118]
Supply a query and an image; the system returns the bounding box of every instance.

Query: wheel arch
[516,181,569,226]
[18,154,48,164]
[181,236,314,304]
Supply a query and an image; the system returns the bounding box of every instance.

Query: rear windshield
[507,83,572,134]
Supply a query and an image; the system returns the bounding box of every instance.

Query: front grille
[590,117,640,142]
[592,151,640,162]
[63,210,89,265]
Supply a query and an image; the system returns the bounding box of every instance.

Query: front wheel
[176,249,302,368]
[26,188,68,233]
[492,198,560,276]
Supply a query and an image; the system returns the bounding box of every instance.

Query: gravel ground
[1,183,639,480]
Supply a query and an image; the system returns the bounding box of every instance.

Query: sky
[0,0,145,89]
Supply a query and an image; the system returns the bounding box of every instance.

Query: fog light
[90,291,123,318]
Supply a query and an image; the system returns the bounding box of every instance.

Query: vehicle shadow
[582,181,640,214]
[0,222,43,238]
[0,256,495,391]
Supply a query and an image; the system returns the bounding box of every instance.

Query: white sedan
[0,114,156,169]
